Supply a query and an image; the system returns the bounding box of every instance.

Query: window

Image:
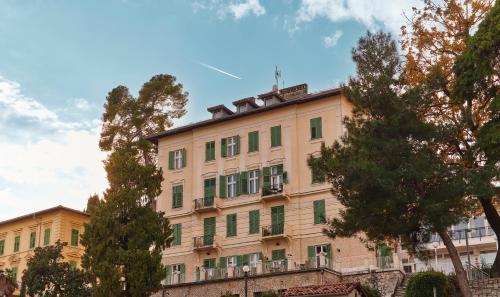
[249,253,260,268]
[71,229,79,246]
[203,258,216,268]
[249,210,260,234]
[248,131,259,153]
[69,261,77,270]
[265,98,273,106]
[271,249,286,260]
[172,223,182,246]
[29,231,36,249]
[308,244,332,268]
[11,267,17,280]
[227,214,237,237]
[221,136,240,157]
[263,165,287,195]
[238,104,247,112]
[227,174,238,198]
[227,136,237,157]
[168,149,186,170]
[313,200,326,224]
[310,117,323,139]
[205,141,215,161]
[14,235,20,252]
[44,228,51,246]
[270,125,281,147]
[248,170,259,194]
[172,185,183,208]
[0,240,4,255]
[226,255,237,267]
[271,165,282,190]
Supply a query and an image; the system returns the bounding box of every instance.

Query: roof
[0,205,89,227]
[284,282,367,297]
[147,87,341,143]
[232,96,258,108]
[206,104,234,115]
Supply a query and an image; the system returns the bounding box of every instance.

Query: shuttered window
[205,141,215,161]
[29,231,36,249]
[248,131,259,152]
[204,258,216,268]
[71,229,79,246]
[313,200,326,224]
[272,249,286,260]
[44,228,51,246]
[0,240,4,255]
[223,135,240,157]
[172,223,182,246]
[226,214,237,237]
[249,210,260,234]
[169,149,186,170]
[310,117,323,139]
[270,125,282,147]
[14,235,20,252]
[172,185,183,208]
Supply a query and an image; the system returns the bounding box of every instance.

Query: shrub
[405,271,452,297]
[362,285,381,297]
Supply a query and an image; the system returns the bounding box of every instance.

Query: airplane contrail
[196,61,242,80]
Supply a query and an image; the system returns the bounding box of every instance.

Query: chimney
[272,84,278,92]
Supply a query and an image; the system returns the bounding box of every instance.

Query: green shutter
[204,258,216,268]
[263,167,270,192]
[71,229,79,246]
[221,138,227,157]
[276,164,284,174]
[69,260,77,270]
[325,244,332,260]
[196,266,200,281]
[219,257,227,269]
[227,214,237,237]
[235,135,240,155]
[271,205,285,228]
[249,210,260,234]
[168,151,174,170]
[43,228,50,246]
[283,171,288,184]
[272,249,285,260]
[205,141,215,161]
[165,265,172,280]
[0,240,5,255]
[310,117,323,139]
[271,126,281,147]
[29,232,36,248]
[308,246,315,259]
[235,173,241,196]
[219,175,226,198]
[172,223,182,246]
[14,236,20,252]
[181,148,186,167]
[240,171,248,194]
[172,185,183,208]
[242,254,249,266]
[314,200,326,224]
[248,131,259,152]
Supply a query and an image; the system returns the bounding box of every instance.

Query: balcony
[193,235,220,252]
[193,197,220,213]
[163,272,185,285]
[427,227,497,249]
[260,223,292,241]
[261,183,289,202]
[263,259,288,273]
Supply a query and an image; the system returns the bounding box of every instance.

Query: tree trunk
[438,229,472,297]
[479,197,500,276]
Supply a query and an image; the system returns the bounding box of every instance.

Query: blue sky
[0,0,418,220]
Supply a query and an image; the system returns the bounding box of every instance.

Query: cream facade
[0,206,89,287]
[150,84,386,289]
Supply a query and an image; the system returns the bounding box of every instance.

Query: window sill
[270,146,282,151]
[170,168,184,174]
[224,156,238,161]
[247,151,259,156]
[205,160,216,165]
[310,138,324,144]
[311,181,326,186]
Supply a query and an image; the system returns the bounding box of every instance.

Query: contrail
[196,61,242,80]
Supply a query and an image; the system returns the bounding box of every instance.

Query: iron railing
[430,227,496,244]
[194,197,215,210]
[261,224,284,237]
[193,235,215,248]
[164,272,185,285]
[262,183,283,196]
[263,259,287,273]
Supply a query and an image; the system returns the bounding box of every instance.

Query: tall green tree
[0,269,18,297]
[309,32,474,297]
[81,74,187,296]
[20,241,90,297]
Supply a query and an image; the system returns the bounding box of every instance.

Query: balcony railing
[263,259,288,274]
[262,184,283,196]
[430,227,496,245]
[261,223,285,238]
[305,256,333,270]
[164,272,185,285]
[193,235,218,251]
[194,197,219,213]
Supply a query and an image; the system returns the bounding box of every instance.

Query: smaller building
[284,282,368,297]
[0,205,89,289]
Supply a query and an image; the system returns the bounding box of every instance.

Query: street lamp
[432,241,439,270]
[243,265,250,297]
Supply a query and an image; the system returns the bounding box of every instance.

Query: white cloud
[323,30,343,47]
[74,98,91,110]
[295,0,419,34]
[0,75,107,221]
[192,0,266,20]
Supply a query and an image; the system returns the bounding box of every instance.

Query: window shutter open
[205,142,210,161]
[221,138,227,157]
[240,171,248,194]
[325,244,332,260]
[277,164,283,174]
[242,254,249,266]
[283,171,288,184]
[314,200,326,224]
[235,173,241,196]
[263,167,270,191]
[181,148,186,167]
[219,257,227,269]
[180,263,185,274]
[168,151,174,170]
[165,265,172,279]
[219,175,226,198]
[235,135,240,155]
[44,229,50,245]
[307,246,315,259]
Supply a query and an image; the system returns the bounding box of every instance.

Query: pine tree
[81,74,188,296]
[309,32,475,297]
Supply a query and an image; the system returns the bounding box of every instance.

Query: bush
[405,271,452,297]
[362,285,381,297]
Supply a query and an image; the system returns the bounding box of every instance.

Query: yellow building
[148,84,387,291]
[0,205,89,287]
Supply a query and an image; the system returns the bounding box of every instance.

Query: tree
[0,269,18,297]
[81,74,187,297]
[308,32,474,297]
[19,241,90,297]
[401,0,500,274]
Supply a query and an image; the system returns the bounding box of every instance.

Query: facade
[0,205,89,288]
[284,282,368,297]
[149,84,388,294]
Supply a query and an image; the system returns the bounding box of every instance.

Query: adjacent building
[148,84,392,296]
[0,206,89,288]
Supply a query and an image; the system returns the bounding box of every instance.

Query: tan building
[148,84,392,295]
[0,205,89,288]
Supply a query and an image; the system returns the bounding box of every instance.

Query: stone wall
[470,278,500,297]
[341,269,404,297]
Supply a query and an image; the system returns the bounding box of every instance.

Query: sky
[0,0,420,220]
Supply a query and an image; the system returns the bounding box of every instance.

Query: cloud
[74,98,91,110]
[192,0,266,20]
[323,30,343,47]
[0,75,107,221]
[295,0,419,34]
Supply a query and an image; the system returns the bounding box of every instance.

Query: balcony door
[271,205,284,235]
[204,178,216,206]
[203,217,216,245]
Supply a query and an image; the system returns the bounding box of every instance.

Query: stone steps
[394,274,412,297]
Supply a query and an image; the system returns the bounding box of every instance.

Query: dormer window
[238,104,247,113]
[265,98,273,106]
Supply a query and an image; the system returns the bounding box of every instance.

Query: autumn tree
[0,269,18,297]
[81,74,188,296]
[309,31,474,297]
[401,0,499,274]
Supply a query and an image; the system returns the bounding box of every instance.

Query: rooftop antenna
[274,65,281,91]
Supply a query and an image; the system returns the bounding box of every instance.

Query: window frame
[248,169,259,194]
[172,185,183,209]
[270,165,282,189]
[71,229,79,247]
[227,136,237,157]
[174,150,183,169]
[227,174,237,198]
[29,231,36,249]
[14,235,20,252]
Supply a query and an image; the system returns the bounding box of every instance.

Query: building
[0,206,89,288]
[148,84,395,296]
